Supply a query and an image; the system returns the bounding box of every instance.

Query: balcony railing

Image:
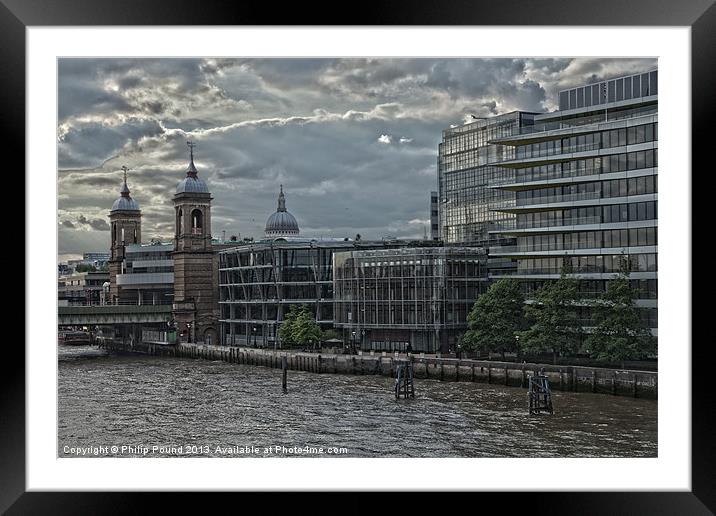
[493,191,603,210]
[492,266,656,276]
[513,142,602,161]
[490,216,603,232]
[499,109,658,138]
[493,267,603,276]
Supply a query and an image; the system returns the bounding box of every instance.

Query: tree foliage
[460,278,525,357]
[520,263,583,363]
[278,305,322,348]
[585,257,656,366]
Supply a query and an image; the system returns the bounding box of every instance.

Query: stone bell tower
[172,141,219,344]
[108,165,141,304]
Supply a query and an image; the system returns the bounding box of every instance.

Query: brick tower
[172,141,219,344]
[108,166,141,304]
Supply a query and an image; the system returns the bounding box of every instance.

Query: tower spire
[186,140,198,177]
[277,184,286,212]
[120,165,130,197]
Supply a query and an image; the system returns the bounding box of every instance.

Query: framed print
[6,0,715,512]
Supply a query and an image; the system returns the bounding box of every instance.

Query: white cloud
[399,137,413,144]
[377,134,392,144]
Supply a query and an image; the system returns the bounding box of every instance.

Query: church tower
[172,141,219,344]
[108,166,141,304]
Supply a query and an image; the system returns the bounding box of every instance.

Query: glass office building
[218,238,445,347]
[487,69,658,334]
[333,246,489,352]
[115,242,174,305]
[438,111,538,246]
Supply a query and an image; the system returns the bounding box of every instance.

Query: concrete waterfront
[96,338,657,399]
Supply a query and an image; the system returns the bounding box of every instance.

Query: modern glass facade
[218,239,444,347]
[219,239,340,347]
[438,111,537,246]
[488,69,658,334]
[333,247,489,353]
[115,242,174,305]
[430,190,439,240]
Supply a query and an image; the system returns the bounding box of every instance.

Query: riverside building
[486,69,658,334]
[437,111,539,246]
[217,237,449,348]
[332,246,489,352]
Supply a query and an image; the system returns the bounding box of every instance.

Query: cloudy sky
[58,57,656,260]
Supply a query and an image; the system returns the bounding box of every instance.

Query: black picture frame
[5,0,713,512]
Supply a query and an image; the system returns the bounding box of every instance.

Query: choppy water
[58,345,657,458]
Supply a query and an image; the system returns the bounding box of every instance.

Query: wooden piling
[282,356,288,393]
[571,368,577,392]
[471,363,475,382]
[592,370,597,393]
[504,366,509,386]
[612,372,617,395]
[455,361,460,382]
[559,368,563,391]
[487,365,492,384]
[633,374,638,398]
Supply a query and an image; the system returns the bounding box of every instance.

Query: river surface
[58,345,657,458]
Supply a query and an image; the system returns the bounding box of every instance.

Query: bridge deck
[58,305,173,325]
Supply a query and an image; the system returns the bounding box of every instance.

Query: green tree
[585,257,656,368]
[520,262,583,364]
[75,263,97,273]
[278,305,300,347]
[460,278,525,358]
[292,305,322,349]
[278,305,322,349]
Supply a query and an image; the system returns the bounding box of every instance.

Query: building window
[649,71,658,95]
[633,75,641,98]
[191,209,203,235]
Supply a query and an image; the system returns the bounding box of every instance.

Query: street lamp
[253,326,257,348]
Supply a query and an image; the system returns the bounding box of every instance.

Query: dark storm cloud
[76,214,111,231]
[58,57,657,255]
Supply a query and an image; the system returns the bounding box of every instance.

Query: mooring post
[521,364,526,388]
[487,365,492,384]
[471,363,475,382]
[318,355,322,374]
[439,361,444,381]
[559,368,563,391]
[282,355,288,393]
[612,371,617,395]
[592,370,597,393]
[455,361,460,382]
[632,374,638,398]
[504,365,509,386]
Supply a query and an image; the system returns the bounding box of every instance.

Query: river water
[58,345,657,458]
